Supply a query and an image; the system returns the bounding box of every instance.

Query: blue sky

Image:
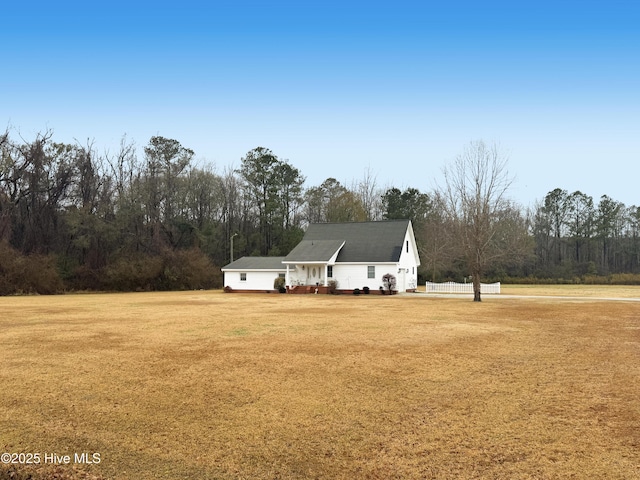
[3,1,639,207]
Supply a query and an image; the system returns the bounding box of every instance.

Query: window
[327,266,333,278]
[240,273,247,282]
[406,240,409,253]
[367,266,375,279]
[278,273,285,278]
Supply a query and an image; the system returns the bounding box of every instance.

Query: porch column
[285,264,290,287]
[324,264,328,287]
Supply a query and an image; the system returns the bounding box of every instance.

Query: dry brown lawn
[1,288,639,479]
[500,284,640,298]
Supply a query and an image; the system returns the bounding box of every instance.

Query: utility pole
[230,233,238,263]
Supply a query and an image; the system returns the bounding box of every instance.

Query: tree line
[0,131,638,294]
[531,188,640,279]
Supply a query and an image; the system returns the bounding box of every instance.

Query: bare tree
[353,167,383,221]
[439,141,528,301]
[418,192,457,282]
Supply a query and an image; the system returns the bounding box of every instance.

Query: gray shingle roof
[297,220,410,263]
[221,256,286,270]
[221,221,412,271]
[283,239,345,263]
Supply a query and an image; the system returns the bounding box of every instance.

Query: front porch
[283,238,344,291]
[285,263,333,289]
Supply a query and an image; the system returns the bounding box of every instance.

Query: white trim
[282,241,345,266]
[334,262,398,265]
[367,265,376,279]
[222,268,286,272]
[281,261,329,265]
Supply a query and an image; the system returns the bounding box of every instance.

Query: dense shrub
[106,249,221,291]
[66,264,105,291]
[0,242,64,295]
[1,241,222,294]
[105,254,164,291]
[158,248,221,290]
[274,276,286,292]
[609,273,640,285]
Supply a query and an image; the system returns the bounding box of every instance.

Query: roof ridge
[309,219,409,226]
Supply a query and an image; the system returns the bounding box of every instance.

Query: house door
[309,266,321,285]
[399,268,406,292]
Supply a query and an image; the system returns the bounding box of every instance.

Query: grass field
[1,288,639,479]
[500,284,640,298]
[418,283,640,298]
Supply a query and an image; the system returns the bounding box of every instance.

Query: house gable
[398,222,421,267]
[283,239,345,264]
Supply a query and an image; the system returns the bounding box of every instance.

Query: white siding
[333,263,398,291]
[397,226,420,291]
[331,219,420,292]
[224,270,284,290]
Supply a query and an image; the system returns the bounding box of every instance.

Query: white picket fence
[425,281,501,294]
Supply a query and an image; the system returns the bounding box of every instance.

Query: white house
[221,256,286,292]
[221,220,420,293]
